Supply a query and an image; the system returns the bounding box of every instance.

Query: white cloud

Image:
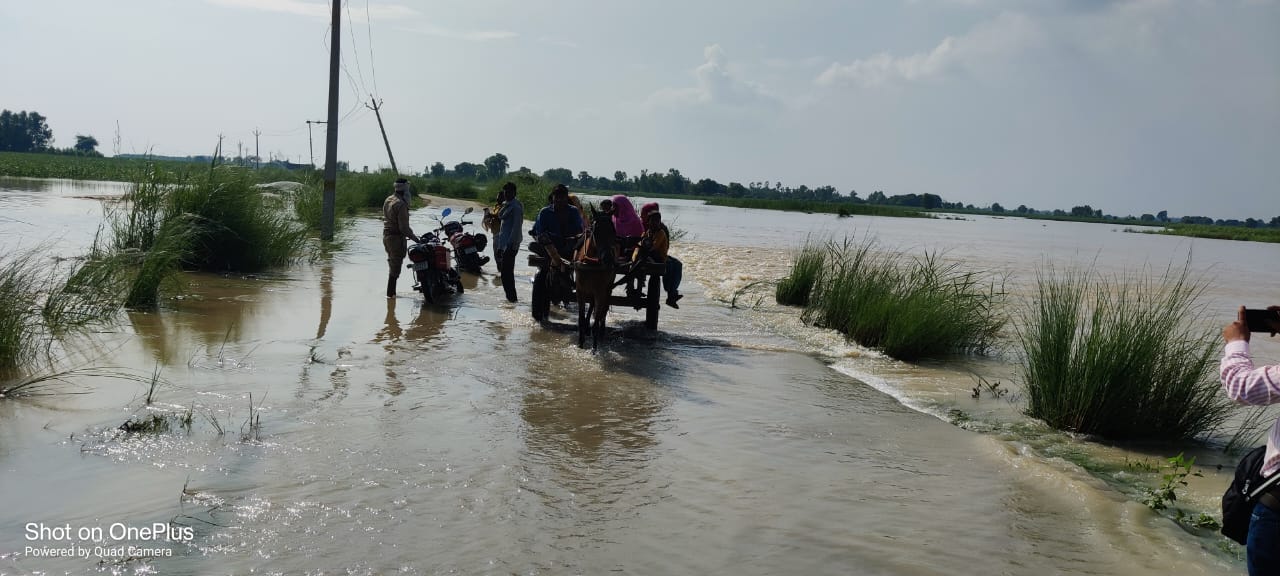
[648,44,779,110]
[817,12,1038,87]
[206,0,417,20]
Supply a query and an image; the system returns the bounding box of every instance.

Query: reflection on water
[127,273,276,366]
[315,257,333,339]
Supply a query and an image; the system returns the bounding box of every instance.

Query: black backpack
[1222,445,1280,544]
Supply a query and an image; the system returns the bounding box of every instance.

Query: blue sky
[1,0,1276,219]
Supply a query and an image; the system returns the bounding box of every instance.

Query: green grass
[787,238,1006,360]
[706,197,928,218]
[1142,224,1280,244]
[0,251,51,373]
[72,164,309,310]
[776,241,826,306]
[1016,263,1230,440]
[482,172,561,220]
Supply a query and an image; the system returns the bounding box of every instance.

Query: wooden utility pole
[321,0,341,241]
[253,128,261,169]
[366,98,397,174]
[305,120,325,168]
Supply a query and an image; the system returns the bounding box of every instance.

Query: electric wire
[345,0,371,97]
[365,0,380,97]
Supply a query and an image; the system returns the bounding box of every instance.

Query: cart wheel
[532,269,550,322]
[644,274,661,330]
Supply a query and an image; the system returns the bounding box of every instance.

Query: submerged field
[0,176,1276,574]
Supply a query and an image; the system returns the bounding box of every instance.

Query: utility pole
[253,128,261,169]
[321,0,341,240]
[366,98,397,174]
[305,120,326,168]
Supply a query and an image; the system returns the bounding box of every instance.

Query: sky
[1,0,1277,220]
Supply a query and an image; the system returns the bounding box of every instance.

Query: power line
[345,0,370,96]
[366,0,379,97]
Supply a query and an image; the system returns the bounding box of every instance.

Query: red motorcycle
[406,208,465,303]
[440,207,490,274]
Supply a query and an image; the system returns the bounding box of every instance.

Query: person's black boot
[386,275,397,298]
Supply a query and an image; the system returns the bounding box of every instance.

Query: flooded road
[2,179,1278,574]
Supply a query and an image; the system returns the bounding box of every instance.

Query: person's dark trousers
[1250,502,1280,575]
[497,247,518,302]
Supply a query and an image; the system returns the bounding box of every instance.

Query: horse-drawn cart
[527,254,667,330]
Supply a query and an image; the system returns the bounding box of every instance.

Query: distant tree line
[0,109,101,157]
[424,153,1277,228]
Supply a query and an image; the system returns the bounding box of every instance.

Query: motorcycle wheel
[424,271,440,305]
[531,269,549,322]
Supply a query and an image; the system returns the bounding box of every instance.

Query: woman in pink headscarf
[610,195,645,239]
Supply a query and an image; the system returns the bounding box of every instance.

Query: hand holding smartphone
[1243,307,1280,334]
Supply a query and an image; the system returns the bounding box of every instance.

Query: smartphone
[1245,308,1280,333]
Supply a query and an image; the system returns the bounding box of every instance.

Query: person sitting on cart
[611,195,645,254]
[633,209,684,309]
[530,184,583,266]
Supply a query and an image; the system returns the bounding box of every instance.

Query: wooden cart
[527,254,667,330]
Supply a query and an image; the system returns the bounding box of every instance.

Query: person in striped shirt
[1221,305,1280,576]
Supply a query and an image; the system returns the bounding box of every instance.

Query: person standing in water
[494,182,523,303]
[382,178,418,298]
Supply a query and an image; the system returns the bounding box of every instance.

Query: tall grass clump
[0,251,50,372]
[73,164,309,309]
[1016,264,1230,440]
[166,167,306,271]
[796,238,1006,361]
[0,249,124,376]
[776,241,827,306]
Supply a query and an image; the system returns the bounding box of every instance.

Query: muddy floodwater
[1,177,1279,575]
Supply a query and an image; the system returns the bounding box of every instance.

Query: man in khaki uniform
[383,178,418,298]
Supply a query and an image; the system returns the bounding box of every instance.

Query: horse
[574,206,618,350]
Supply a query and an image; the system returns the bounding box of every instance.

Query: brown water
[1,179,1278,574]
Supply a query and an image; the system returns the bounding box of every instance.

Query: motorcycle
[406,208,465,304]
[440,206,490,274]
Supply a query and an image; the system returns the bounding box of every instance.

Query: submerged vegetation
[775,242,826,307]
[1016,264,1230,441]
[74,164,307,309]
[777,238,1006,361]
[1138,224,1280,244]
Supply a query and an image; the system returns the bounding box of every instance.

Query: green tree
[483,153,508,180]
[74,134,99,154]
[454,162,480,180]
[542,167,573,185]
[613,170,627,184]
[429,162,445,177]
[0,110,54,152]
[991,202,1005,213]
